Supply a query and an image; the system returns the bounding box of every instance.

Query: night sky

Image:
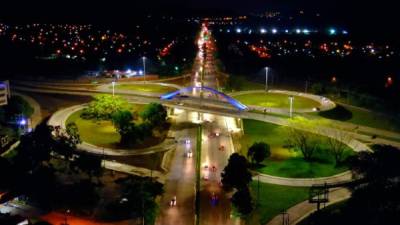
[0,0,398,35]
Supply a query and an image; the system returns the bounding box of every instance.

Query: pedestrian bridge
[160,86,248,110]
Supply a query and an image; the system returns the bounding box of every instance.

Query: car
[186,151,193,158]
[218,145,225,151]
[203,173,209,180]
[169,196,177,206]
[185,139,191,144]
[204,165,209,170]
[215,132,220,137]
[210,192,219,206]
[211,165,217,172]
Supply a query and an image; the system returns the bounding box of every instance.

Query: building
[0,80,10,106]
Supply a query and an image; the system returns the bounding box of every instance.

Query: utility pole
[289,96,294,118]
[142,56,146,83]
[281,209,289,225]
[265,67,269,91]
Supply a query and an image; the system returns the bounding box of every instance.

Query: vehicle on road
[210,192,219,206]
[186,151,193,158]
[218,145,225,151]
[169,196,177,206]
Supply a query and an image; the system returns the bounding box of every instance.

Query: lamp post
[142,56,146,82]
[289,96,294,118]
[64,209,70,225]
[265,67,269,91]
[111,81,115,96]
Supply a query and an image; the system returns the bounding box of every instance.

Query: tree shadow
[318,105,353,121]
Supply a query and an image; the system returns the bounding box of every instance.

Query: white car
[186,151,193,158]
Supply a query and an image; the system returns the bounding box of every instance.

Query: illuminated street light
[142,56,146,82]
[289,96,294,118]
[271,28,278,34]
[260,28,267,34]
[112,81,115,96]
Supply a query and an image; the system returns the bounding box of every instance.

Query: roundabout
[48,104,176,156]
[230,89,336,114]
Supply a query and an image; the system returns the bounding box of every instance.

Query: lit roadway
[157,24,242,225]
[8,25,400,225]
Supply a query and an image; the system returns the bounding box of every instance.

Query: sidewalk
[255,171,353,187]
[266,187,351,225]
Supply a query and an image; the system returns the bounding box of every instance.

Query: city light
[272,28,278,34]
[260,28,267,34]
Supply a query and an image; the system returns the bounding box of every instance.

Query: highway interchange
[6,24,400,225]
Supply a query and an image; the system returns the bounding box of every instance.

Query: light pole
[64,209,70,225]
[142,56,146,82]
[265,67,269,91]
[289,96,294,118]
[111,81,115,96]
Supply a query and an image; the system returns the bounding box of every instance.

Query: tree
[224,75,245,92]
[13,123,55,172]
[140,103,167,127]
[52,124,81,160]
[3,96,34,120]
[351,145,400,183]
[111,110,133,132]
[231,187,253,216]
[81,94,130,120]
[248,142,271,165]
[287,117,320,161]
[66,122,81,146]
[221,153,252,190]
[324,126,353,165]
[71,153,103,179]
[108,175,164,223]
[310,83,325,95]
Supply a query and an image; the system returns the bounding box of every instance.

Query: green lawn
[234,92,321,109]
[318,104,400,132]
[112,84,177,93]
[66,106,165,149]
[67,110,121,148]
[249,182,309,225]
[240,119,352,178]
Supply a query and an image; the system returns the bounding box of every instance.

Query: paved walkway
[12,92,42,128]
[255,171,353,187]
[266,187,351,225]
[103,160,166,183]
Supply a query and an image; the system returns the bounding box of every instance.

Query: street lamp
[64,209,70,225]
[111,81,115,96]
[265,67,269,91]
[289,96,294,118]
[142,56,146,82]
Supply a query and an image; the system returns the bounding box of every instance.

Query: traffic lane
[199,115,237,225]
[156,112,197,225]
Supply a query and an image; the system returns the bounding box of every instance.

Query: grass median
[234,92,321,109]
[239,119,353,178]
[112,83,177,93]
